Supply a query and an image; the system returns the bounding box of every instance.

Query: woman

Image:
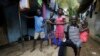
[55,8,66,48]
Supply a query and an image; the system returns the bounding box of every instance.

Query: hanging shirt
[19,0,30,10]
[34,16,44,32]
[50,0,56,10]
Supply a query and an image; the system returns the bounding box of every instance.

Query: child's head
[58,8,63,15]
[71,15,78,25]
[82,21,88,28]
[50,12,54,18]
[37,8,42,16]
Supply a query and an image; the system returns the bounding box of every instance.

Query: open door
[0,6,8,46]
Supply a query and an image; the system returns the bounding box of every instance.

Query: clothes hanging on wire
[79,10,88,23]
[93,0,97,11]
[90,4,94,18]
[55,3,59,11]
[86,4,94,18]
[50,0,56,10]
[43,3,46,19]
[19,0,30,10]
[37,0,42,7]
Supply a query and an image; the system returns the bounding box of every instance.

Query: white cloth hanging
[19,0,30,10]
[50,0,56,10]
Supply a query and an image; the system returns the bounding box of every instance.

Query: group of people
[30,8,89,56]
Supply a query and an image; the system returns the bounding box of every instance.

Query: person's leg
[54,38,59,49]
[49,38,52,45]
[77,42,82,56]
[40,38,44,51]
[54,33,59,49]
[77,47,81,56]
[70,41,82,56]
[58,46,66,56]
[72,45,78,56]
[31,32,39,52]
[58,41,68,56]
[48,32,52,46]
[63,40,78,56]
[40,32,45,51]
[58,40,71,56]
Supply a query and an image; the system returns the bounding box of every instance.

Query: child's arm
[41,19,46,28]
[81,27,88,32]
[47,19,53,24]
[25,15,34,18]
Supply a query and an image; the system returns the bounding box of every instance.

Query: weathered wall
[4,5,27,43]
[88,12,100,37]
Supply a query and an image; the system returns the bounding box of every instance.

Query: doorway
[0,6,8,46]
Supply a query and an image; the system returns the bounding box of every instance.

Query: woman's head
[37,8,42,16]
[50,12,54,18]
[82,21,88,28]
[58,8,63,15]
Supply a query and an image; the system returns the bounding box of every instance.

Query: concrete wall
[88,12,100,37]
[95,13,100,34]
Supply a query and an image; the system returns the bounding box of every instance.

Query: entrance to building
[0,6,8,46]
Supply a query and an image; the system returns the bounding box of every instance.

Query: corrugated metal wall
[4,5,27,43]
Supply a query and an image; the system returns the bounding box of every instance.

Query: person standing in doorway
[31,8,45,52]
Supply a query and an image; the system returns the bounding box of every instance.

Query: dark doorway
[0,6,8,46]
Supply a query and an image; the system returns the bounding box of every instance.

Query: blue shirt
[34,16,44,32]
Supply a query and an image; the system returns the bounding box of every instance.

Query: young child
[80,21,89,43]
[46,12,55,46]
[31,8,45,52]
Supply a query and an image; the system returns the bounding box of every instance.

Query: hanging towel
[19,0,30,10]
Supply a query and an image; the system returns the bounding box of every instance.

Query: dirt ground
[0,38,100,56]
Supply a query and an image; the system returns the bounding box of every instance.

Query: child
[46,12,55,46]
[55,8,66,48]
[80,21,89,43]
[31,8,45,52]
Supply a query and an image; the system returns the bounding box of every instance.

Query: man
[31,8,45,52]
[58,16,82,56]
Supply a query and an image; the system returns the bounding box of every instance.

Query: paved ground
[0,38,100,56]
